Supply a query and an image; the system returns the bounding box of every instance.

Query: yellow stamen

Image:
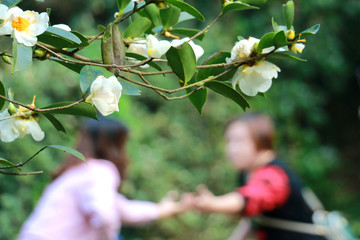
[164,30,180,39]
[29,95,36,108]
[297,34,307,43]
[11,16,31,32]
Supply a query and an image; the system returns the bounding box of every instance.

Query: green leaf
[117,78,141,96]
[272,17,279,32]
[117,0,132,15]
[140,3,162,27]
[273,30,288,48]
[282,0,294,30]
[50,56,84,73]
[169,28,205,41]
[198,52,235,81]
[42,113,66,133]
[0,19,4,25]
[205,81,249,110]
[0,158,19,169]
[222,2,259,15]
[47,145,86,162]
[160,4,181,29]
[177,12,195,23]
[126,52,162,71]
[80,66,104,94]
[124,17,152,38]
[38,26,83,48]
[185,73,208,114]
[12,40,32,73]
[257,32,276,52]
[98,24,106,32]
[267,52,307,62]
[1,0,22,7]
[41,102,98,119]
[166,42,197,84]
[166,0,205,21]
[70,31,89,47]
[0,80,5,111]
[297,24,320,38]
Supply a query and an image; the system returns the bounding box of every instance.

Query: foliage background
[0,0,359,239]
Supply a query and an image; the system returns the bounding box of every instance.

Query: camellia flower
[171,37,204,61]
[0,107,45,142]
[146,35,171,59]
[232,60,281,97]
[52,24,71,32]
[127,39,149,68]
[86,75,122,116]
[226,37,259,64]
[0,6,49,46]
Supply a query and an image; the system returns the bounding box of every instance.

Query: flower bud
[112,23,125,67]
[114,12,120,19]
[156,1,168,9]
[8,103,17,115]
[2,55,12,65]
[34,49,47,58]
[286,30,295,41]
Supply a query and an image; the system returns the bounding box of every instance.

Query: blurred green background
[0,0,359,239]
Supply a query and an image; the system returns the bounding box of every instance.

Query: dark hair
[227,112,275,151]
[52,117,129,181]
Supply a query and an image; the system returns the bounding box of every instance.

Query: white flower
[2,6,49,46]
[86,76,122,116]
[52,24,71,31]
[146,35,171,59]
[171,37,204,61]
[232,60,281,96]
[226,37,259,64]
[0,4,13,35]
[0,108,45,142]
[127,39,149,68]
[290,43,305,54]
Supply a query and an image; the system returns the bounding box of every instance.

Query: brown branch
[190,12,223,41]
[0,146,48,170]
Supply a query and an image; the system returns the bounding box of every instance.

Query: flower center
[11,16,31,32]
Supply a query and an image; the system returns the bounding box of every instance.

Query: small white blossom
[0,108,45,142]
[86,76,122,116]
[226,37,259,64]
[232,60,281,97]
[171,37,204,61]
[146,35,171,59]
[0,6,49,46]
[52,24,71,31]
[291,43,305,54]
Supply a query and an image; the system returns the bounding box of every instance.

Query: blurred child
[18,118,189,240]
[192,113,326,240]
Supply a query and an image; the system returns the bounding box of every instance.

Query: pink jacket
[18,159,160,240]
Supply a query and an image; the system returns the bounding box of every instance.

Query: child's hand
[158,191,194,218]
[192,185,217,212]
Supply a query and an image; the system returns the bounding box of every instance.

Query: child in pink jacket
[18,118,189,240]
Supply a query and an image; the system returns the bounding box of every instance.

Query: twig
[0,146,48,169]
[190,12,224,41]
[0,170,43,176]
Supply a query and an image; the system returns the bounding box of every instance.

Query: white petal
[52,24,71,32]
[92,98,111,116]
[0,111,19,142]
[14,30,37,46]
[295,43,305,53]
[262,46,275,54]
[7,6,23,18]
[253,61,281,79]
[33,12,49,35]
[27,119,45,141]
[146,35,171,58]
